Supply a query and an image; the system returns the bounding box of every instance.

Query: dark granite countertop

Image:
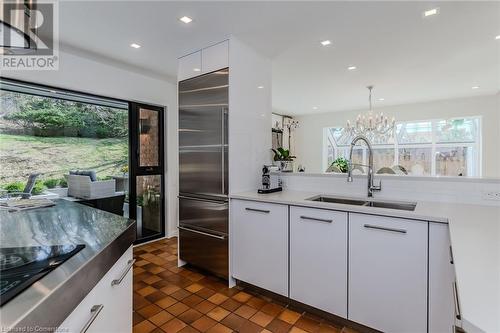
[0,199,136,331]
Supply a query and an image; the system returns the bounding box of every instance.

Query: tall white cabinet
[290,207,347,317]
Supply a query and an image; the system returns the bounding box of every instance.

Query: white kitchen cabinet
[178,51,202,81]
[202,40,229,74]
[290,207,347,317]
[429,223,456,333]
[349,213,428,333]
[231,199,288,296]
[58,246,133,333]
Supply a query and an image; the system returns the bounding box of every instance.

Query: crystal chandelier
[346,86,395,143]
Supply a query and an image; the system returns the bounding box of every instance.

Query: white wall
[228,37,273,193]
[294,94,500,177]
[2,47,179,239]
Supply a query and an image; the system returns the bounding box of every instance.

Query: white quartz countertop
[231,190,500,333]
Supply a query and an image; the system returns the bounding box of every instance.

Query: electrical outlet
[482,191,500,201]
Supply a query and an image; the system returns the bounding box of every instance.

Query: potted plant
[272,147,296,172]
[330,157,349,173]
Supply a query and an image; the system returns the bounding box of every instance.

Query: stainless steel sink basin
[308,195,367,206]
[363,200,417,211]
[306,195,417,211]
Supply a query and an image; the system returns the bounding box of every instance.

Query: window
[0,81,129,194]
[324,117,481,177]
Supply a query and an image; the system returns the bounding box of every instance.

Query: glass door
[129,102,165,244]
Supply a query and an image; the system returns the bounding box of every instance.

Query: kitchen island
[0,199,136,332]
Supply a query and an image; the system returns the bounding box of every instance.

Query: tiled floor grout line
[133,237,359,333]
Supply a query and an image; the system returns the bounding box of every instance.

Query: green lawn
[0,133,128,186]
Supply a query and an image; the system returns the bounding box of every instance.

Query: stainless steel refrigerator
[178,68,229,278]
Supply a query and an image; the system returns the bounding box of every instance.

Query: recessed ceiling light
[471,86,480,89]
[423,8,439,17]
[347,66,357,71]
[257,86,264,89]
[320,40,331,46]
[179,16,193,24]
[312,106,318,110]
[193,68,201,72]
[378,98,385,101]
[495,35,500,40]
[130,43,141,49]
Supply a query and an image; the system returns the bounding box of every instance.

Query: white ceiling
[54,1,499,115]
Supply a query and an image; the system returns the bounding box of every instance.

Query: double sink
[307,195,417,211]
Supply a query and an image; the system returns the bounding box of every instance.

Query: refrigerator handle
[221,107,226,195]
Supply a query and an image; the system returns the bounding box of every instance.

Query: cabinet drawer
[231,199,288,296]
[349,214,427,333]
[58,247,133,333]
[290,207,347,317]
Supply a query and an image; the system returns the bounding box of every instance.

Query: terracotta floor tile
[249,311,274,327]
[266,318,292,333]
[137,303,163,318]
[182,294,205,307]
[160,284,181,295]
[246,297,267,310]
[138,286,158,297]
[146,291,169,303]
[160,318,187,333]
[166,302,190,316]
[221,313,246,331]
[171,288,192,301]
[134,267,146,275]
[179,326,201,333]
[207,293,229,305]
[278,309,301,325]
[317,324,342,333]
[155,295,178,309]
[151,280,171,290]
[234,304,258,319]
[191,315,218,332]
[289,328,309,333]
[186,283,205,293]
[133,312,146,326]
[260,303,284,317]
[206,323,233,333]
[238,320,264,333]
[133,320,157,333]
[134,293,152,310]
[294,316,321,333]
[135,260,150,267]
[194,300,218,314]
[149,310,174,327]
[178,309,204,324]
[220,298,242,312]
[232,291,253,303]
[197,288,217,299]
[206,306,231,322]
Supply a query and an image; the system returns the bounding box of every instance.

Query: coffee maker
[258,165,282,194]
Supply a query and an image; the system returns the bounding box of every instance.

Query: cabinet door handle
[363,224,407,234]
[178,226,227,240]
[449,246,454,264]
[245,208,270,214]
[300,216,333,223]
[111,259,136,286]
[80,304,104,333]
[453,282,461,320]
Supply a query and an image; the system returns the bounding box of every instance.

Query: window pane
[373,148,395,173]
[398,148,432,176]
[435,146,476,177]
[139,108,159,167]
[397,122,433,144]
[436,118,478,143]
